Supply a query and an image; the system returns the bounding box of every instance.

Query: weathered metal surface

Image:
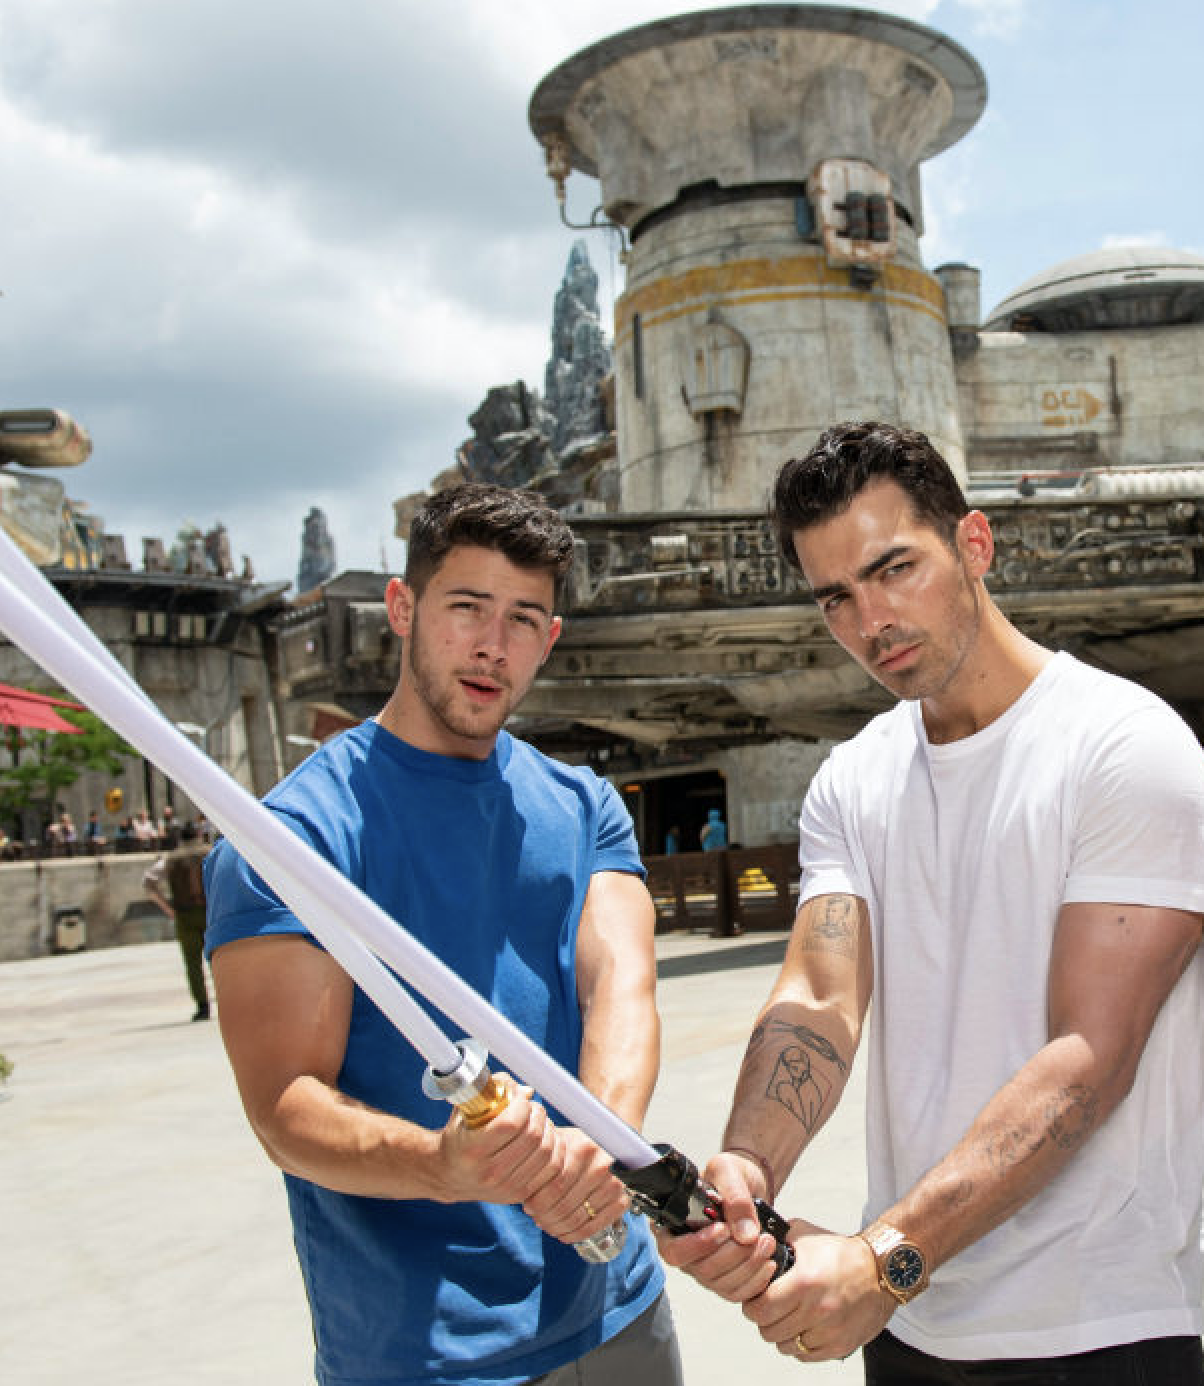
[0,470,67,566]
[515,489,1204,745]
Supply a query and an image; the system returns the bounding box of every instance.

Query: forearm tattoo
[982,1084,1099,1173]
[800,895,858,958]
[748,1017,849,1133]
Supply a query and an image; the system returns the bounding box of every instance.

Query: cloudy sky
[1,0,1201,589]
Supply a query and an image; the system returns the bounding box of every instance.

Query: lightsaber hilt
[614,1143,795,1279]
[422,1039,629,1264]
[421,1037,509,1128]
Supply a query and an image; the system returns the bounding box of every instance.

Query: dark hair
[771,421,969,571]
[403,483,575,596]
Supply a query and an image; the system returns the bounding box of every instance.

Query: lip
[459,676,504,702]
[876,642,920,672]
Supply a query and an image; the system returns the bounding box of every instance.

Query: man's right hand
[435,1076,562,1206]
[654,1151,781,1302]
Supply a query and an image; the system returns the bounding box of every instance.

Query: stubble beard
[405,613,516,747]
[869,567,982,703]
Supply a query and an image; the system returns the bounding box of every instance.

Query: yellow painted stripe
[614,255,947,338]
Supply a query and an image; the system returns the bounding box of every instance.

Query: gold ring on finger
[582,1199,597,1219]
[793,1332,810,1356]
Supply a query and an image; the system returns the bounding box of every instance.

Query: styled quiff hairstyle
[771,421,969,571]
[403,483,575,596]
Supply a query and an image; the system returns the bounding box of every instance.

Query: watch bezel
[884,1243,926,1293]
[858,1220,929,1305]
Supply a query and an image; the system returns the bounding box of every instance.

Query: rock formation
[297,506,337,594]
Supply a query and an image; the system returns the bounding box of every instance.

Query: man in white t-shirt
[660,422,1204,1383]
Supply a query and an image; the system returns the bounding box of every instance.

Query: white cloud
[1100,231,1171,249]
[951,0,1032,38]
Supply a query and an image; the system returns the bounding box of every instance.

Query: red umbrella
[0,683,85,735]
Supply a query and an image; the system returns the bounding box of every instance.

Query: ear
[539,614,563,666]
[384,577,415,639]
[957,510,994,579]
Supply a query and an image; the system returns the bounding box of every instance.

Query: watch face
[885,1245,925,1291]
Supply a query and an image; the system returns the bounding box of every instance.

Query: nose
[855,589,894,641]
[471,613,508,662]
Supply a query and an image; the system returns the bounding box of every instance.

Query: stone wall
[716,738,832,849]
[0,853,175,963]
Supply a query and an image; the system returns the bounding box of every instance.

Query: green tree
[0,706,137,833]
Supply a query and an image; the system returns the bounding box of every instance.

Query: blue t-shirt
[204,723,664,1386]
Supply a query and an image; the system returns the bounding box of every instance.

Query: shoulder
[815,701,915,785]
[1042,655,1201,769]
[503,734,641,866]
[502,733,616,804]
[206,726,378,888]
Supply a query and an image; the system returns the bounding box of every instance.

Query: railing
[0,834,200,864]
[644,844,800,936]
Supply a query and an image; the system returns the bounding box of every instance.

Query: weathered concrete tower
[530,5,986,512]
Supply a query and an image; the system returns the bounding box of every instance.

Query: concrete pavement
[1,933,866,1385]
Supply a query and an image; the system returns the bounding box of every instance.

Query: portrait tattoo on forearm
[749,1018,849,1133]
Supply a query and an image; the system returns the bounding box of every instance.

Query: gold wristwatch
[857,1220,930,1305]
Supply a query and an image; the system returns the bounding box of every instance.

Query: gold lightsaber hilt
[455,1072,510,1128]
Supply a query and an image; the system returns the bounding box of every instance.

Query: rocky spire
[297,506,336,594]
[543,240,612,454]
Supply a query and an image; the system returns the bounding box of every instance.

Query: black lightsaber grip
[614,1143,795,1278]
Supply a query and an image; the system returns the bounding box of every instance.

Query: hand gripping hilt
[422,1038,628,1264]
[614,1143,795,1279]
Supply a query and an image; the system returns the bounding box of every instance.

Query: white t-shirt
[799,651,1204,1359]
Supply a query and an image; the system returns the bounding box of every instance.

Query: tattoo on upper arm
[799,896,858,959]
[752,1018,849,1133]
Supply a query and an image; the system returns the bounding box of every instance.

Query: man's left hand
[743,1220,895,1363]
[522,1126,629,1244]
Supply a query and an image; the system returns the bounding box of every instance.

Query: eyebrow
[808,545,913,603]
[444,586,552,617]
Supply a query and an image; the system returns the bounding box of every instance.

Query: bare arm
[723,891,872,1191]
[143,858,174,920]
[212,935,563,1205]
[658,891,872,1294]
[885,900,1202,1266]
[740,899,1203,1361]
[524,869,661,1242]
[575,868,661,1126]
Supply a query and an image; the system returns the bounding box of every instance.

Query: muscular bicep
[1048,900,1202,1097]
[576,869,657,1004]
[212,935,354,1134]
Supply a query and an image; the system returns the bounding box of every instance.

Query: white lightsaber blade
[0,529,460,1071]
[0,529,657,1169]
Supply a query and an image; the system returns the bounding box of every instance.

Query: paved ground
[1,932,866,1385]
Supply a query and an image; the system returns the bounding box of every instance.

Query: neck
[374,686,500,762]
[921,605,1052,744]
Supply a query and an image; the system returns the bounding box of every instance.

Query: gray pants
[526,1294,683,1386]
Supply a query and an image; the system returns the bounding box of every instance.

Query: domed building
[375,6,1204,861]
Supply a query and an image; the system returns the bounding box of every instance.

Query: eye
[883,560,911,579]
[820,593,847,615]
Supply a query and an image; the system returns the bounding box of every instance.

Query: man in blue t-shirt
[204,484,681,1386]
